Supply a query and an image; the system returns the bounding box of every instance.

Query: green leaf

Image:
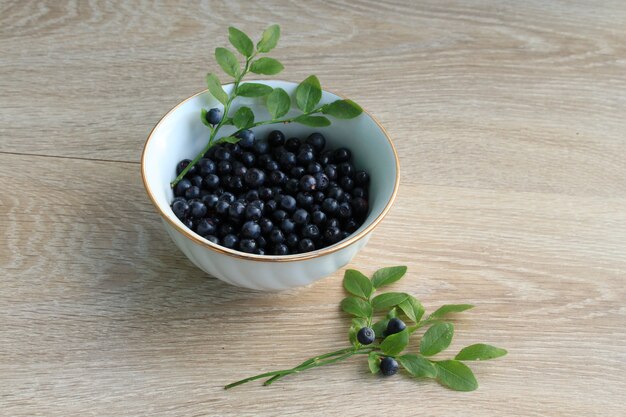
[228,27,254,57]
[398,354,437,378]
[205,73,228,105]
[200,109,212,128]
[420,323,454,356]
[232,106,254,129]
[294,115,330,127]
[371,318,389,339]
[368,352,380,374]
[321,99,363,119]
[398,295,425,323]
[371,292,408,311]
[429,304,474,320]
[295,75,322,113]
[435,360,478,391]
[349,318,367,347]
[386,307,398,319]
[455,344,507,361]
[215,47,240,77]
[340,296,372,319]
[257,24,280,53]
[221,117,234,126]
[266,88,291,119]
[220,136,241,144]
[371,266,407,288]
[380,328,409,355]
[237,83,273,97]
[343,269,374,299]
[250,57,284,75]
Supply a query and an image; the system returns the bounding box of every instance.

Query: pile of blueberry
[357,318,406,376]
[170,129,370,255]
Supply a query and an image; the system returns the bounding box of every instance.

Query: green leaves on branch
[205,73,228,105]
[228,27,254,57]
[266,88,291,119]
[343,269,374,299]
[257,24,280,53]
[398,354,437,378]
[455,344,508,361]
[380,328,409,355]
[295,75,322,112]
[215,47,240,77]
[294,115,331,127]
[372,266,407,288]
[322,99,363,119]
[435,360,478,391]
[340,296,372,319]
[398,295,425,323]
[237,82,273,97]
[420,323,454,356]
[429,304,474,320]
[233,106,254,129]
[372,292,408,311]
[250,57,284,75]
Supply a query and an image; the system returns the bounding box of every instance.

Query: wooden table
[2,1,625,415]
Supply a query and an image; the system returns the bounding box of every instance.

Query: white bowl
[141,80,399,291]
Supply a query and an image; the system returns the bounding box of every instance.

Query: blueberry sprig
[225,266,507,391]
[171,25,363,187]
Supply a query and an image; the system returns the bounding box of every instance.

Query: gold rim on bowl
[141,82,400,262]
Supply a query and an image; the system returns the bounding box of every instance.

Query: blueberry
[313,191,325,203]
[380,357,399,376]
[219,192,235,204]
[256,236,267,248]
[257,217,272,233]
[232,163,247,177]
[217,160,232,175]
[216,200,230,215]
[183,218,194,230]
[237,129,255,149]
[197,218,217,236]
[241,221,261,238]
[189,200,207,218]
[226,143,242,157]
[270,170,287,185]
[268,130,286,148]
[185,186,201,200]
[239,238,257,253]
[299,175,317,192]
[339,176,355,191]
[281,218,296,233]
[357,327,375,345]
[228,201,245,219]
[324,226,341,244]
[338,202,352,219]
[254,140,269,154]
[311,210,326,225]
[280,195,297,212]
[205,235,219,244]
[344,218,359,233]
[352,187,367,198]
[172,199,189,219]
[297,149,315,165]
[258,186,273,201]
[206,108,223,125]
[296,192,314,209]
[313,173,329,190]
[201,194,219,209]
[386,318,406,335]
[190,175,204,188]
[355,170,370,186]
[245,204,262,221]
[292,209,310,225]
[279,151,296,169]
[290,166,306,178]
[204,174,220,190]
[273,209,288,222]
[222,234,239,248]
[285,137,301,152]
[214,147,231,161]
[272,243,289,255]
[327,186,343,201]
[176,159,197,176]
[327,218,340,229]
[334,148,351,163]
[174,178,192,197]
[246,189,260,201]
[266,160,279,172]
[338,162,355,178]
[227,175,243,191]
[240,152,256,167]
[285,178,299,194]
[269,229,285,244]
[298,238,315,253]
[351,197,368,216]
[257,154,272,168]
[322,198,339,214]
[244,168,266,187]
[307,162,323,174]
[264,199,278,215]
[319,150,334,165]
[324,164,338,180]
[285,233,299,248]
[302,224,320,239]
[306,132,326,152]
[197,158,216,176]
[256,248,266,255]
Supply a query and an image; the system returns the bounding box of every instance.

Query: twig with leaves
[225,266,507,391]
[171,25,363,187]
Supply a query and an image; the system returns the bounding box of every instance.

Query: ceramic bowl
[141,80,399,291]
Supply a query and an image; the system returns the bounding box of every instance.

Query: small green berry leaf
[200,109,212,128]
[215,47,240,78]
[321,99,363,119]
[380,328,409,355]
[435,360,478,391]
[266,88,291,119]
[348,318,366,347]
[371,318,389,339]
[371,292,408,311]
[221,117,234,126]
[205,73,228,105]
[228,27,254,57]
[455,344,507,361]
[233,106,255,129]
[429,304,474,320]
[398,295,425,323]
[371,266,407,288]
[293,115,330,127]
[257,24,280,53]
[237,82,273,97]
[398,354,437,378]
[368,352,380,374]
[340,296,372,319]
[220,136,241,144]
[343,269,374,299]
[420,323,454,356]
[295,75,322,113]
[250,57,284,75]
[386,307,398,319]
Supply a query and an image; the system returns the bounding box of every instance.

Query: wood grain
[1,0,625,416]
